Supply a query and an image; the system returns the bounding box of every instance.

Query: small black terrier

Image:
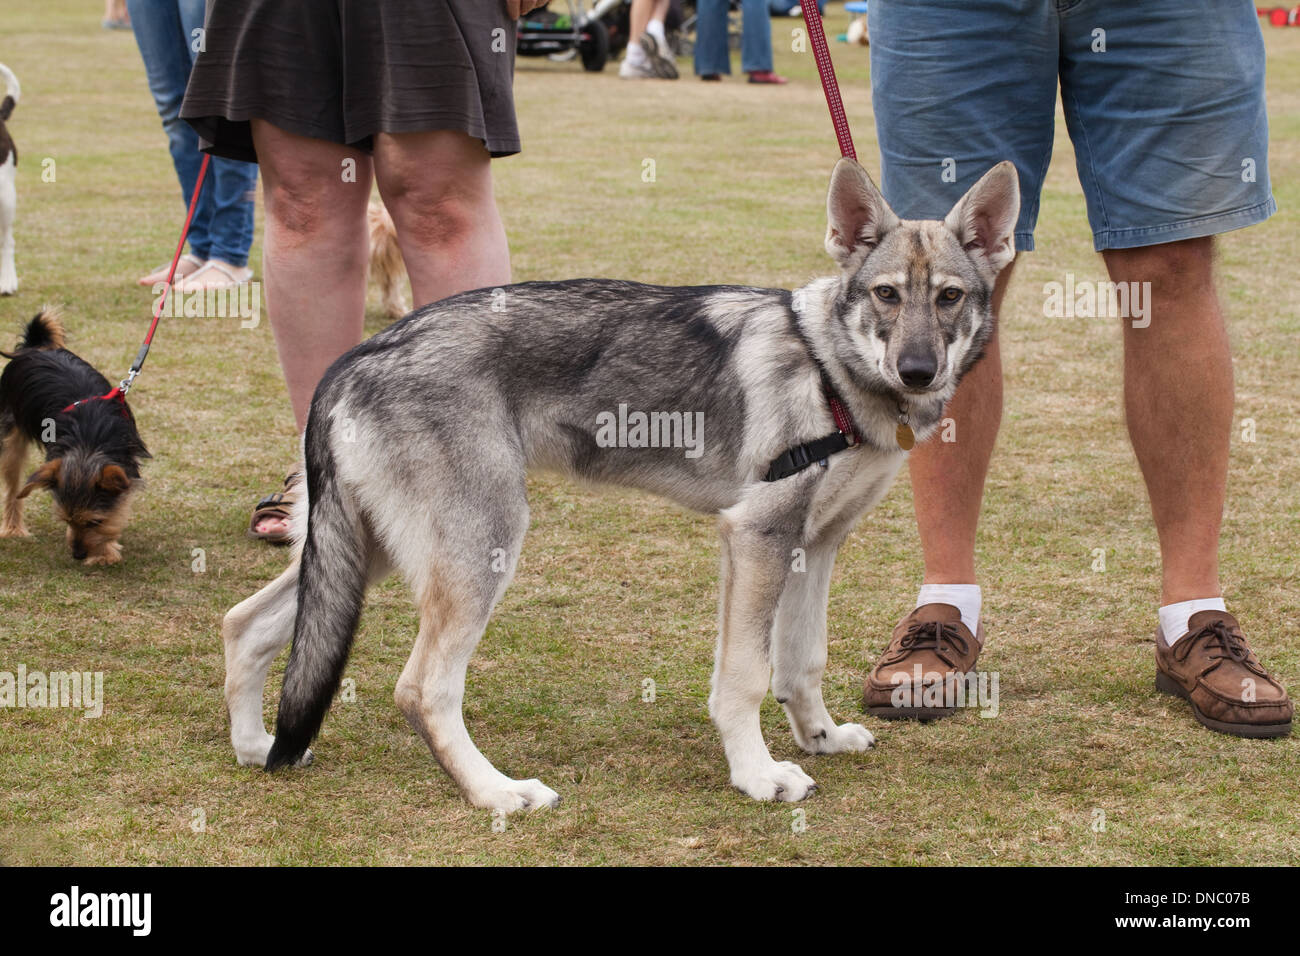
[0,309,149,564]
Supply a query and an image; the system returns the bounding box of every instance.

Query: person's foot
[1155,611,1292,738]
[619,34,677,79]
[647,33,679,79]
[864,603,984,720]
[248,470,301,544]
[137,253,205,287]
[102,18,131,30]
[747,70,789,85]
[182,259,254,291]
[699,73,722,81]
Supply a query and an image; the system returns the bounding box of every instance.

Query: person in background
[695,0,787,84]
[180,0,547,542]
[621,0,678,79]
[127,0,258,292]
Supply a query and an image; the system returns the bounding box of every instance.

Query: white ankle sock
[645,18,667,49]
[916,584,981,635]
[626,40,648,65]
[1159,597,1227,645]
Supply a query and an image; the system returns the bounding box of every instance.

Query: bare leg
[371,130,510,309]
[630,0,672,43]
[1103,237,1227,604]
[251,119,374,434]
[909,261,1016,586]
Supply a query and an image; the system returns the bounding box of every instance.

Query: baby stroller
[516,1,623,72]
[518,2,690,69]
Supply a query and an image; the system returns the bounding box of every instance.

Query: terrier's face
[19,453,134,564]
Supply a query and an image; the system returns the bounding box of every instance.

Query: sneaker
[619,34,676,79]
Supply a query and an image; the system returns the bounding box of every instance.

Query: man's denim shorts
[868,0,1275,251]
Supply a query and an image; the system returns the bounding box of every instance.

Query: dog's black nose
[72,547,87,561]
[897,350,938,389]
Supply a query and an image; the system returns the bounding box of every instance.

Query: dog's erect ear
[17,459,60,499]
[97,464,131,494]
[943,161,1020,277]
[825,158,898,271]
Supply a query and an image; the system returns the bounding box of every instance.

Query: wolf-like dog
[223,158,1019,812]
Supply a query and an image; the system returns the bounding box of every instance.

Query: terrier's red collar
[62,386,127,414]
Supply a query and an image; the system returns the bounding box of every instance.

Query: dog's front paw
[731,760,817,802]
[800,721,876,755]
[470,778,561,815]
[0,524,31,538]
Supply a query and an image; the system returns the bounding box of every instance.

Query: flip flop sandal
[183,260,254,291]
[247,470,301,545]
[137,253,205,287]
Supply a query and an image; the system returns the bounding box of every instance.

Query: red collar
[62,387,127,414]
[820,372,861,446]
[824,388,861,446]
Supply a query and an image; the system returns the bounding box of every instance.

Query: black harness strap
[763,369,863,483]
[763,431,852,482]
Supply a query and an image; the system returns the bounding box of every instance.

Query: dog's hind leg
[0,426,30,537]
[770,535,875,756]
[223,557,304,767]
[392,489,559,815]
[711,487,818,802]
[225,547,390,768]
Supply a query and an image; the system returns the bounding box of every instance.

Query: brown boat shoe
[864,603,984,720]
[1155,611,1292,738]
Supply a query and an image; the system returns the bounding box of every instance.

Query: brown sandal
[247,470,301,545]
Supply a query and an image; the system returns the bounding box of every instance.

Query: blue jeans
[128,0,258,266]
[694,0,774,76]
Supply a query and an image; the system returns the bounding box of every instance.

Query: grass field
[1,3,1298,866]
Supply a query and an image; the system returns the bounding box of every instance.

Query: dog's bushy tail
[366,201,409,320]
[0,63,19,121]
[265,423,369,771]
[2,308,65,358]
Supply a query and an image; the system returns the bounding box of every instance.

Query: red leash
[801,4,856,160]
[63,153,211,413]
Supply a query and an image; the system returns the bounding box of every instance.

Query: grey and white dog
[223,158,1019,813]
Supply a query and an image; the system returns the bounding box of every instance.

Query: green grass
[1,3,1298,865]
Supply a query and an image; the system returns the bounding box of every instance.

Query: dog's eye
[940,287,963,303]
[873,285,898,302]
[85,519,102,529]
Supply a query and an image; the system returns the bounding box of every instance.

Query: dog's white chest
[806,446,905,540]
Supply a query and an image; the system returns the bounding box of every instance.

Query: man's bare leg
[910,260,1016,589]
[1103,237,1226,607]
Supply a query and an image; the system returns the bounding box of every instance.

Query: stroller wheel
[579,18,610,72]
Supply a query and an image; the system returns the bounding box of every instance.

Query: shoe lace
[896,621,970,669]
[1174,619,1254,671]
